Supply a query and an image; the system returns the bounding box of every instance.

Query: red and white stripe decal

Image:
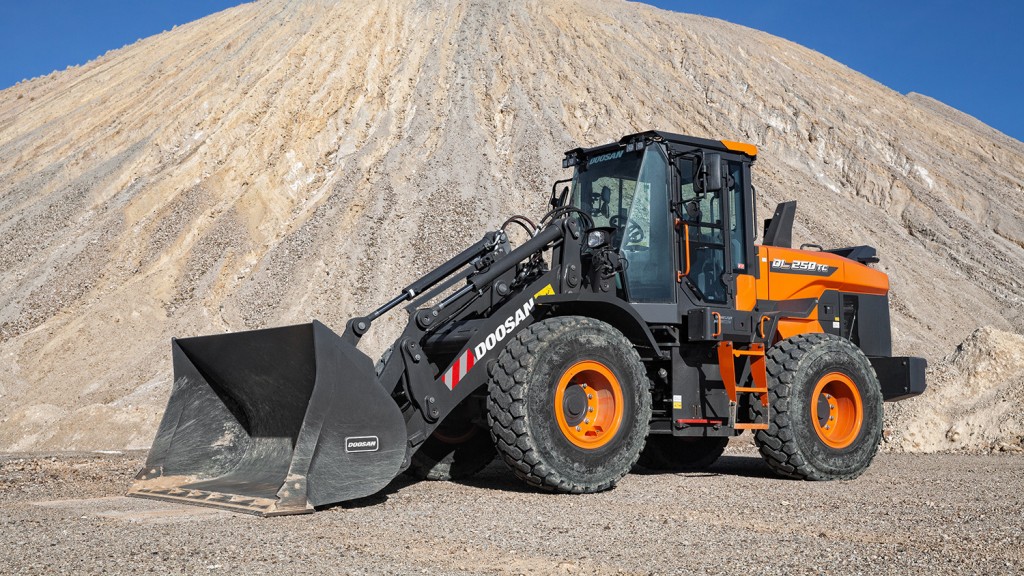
[442,349,475,390]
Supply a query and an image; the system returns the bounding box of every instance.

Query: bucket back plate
[128,321,406,516]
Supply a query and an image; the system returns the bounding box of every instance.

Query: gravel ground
[1,446,1021,575]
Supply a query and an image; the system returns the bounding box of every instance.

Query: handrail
[683,223,691,276]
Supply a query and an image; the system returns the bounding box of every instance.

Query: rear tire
[638,436,728,471]
[753,333,883,480]
[487,316,651,493]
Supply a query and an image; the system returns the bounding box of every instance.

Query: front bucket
[128,320,406,516]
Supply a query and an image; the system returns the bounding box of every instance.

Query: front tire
[753,333,883,480]
[487,316,651,493]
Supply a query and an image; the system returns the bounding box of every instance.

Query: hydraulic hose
[469,221,564,292]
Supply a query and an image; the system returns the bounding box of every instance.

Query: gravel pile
[0,0,1022,452]
[885,327,1024,453]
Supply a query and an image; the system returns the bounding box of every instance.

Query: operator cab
[564,131,758,314]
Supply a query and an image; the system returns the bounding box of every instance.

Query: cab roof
[563,130,758,168]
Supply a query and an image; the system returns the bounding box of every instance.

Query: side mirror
[550,179,573,208]
[696,153,723,193]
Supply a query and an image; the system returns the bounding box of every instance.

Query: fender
[533,293,666,360]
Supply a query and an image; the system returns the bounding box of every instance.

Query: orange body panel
[758,246,888,301]
[735,274,756,311]
[721,140,759,158]
[751,246,889,341]
[776,318,823,340]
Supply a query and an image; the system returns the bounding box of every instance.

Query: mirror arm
[550,178,573,207]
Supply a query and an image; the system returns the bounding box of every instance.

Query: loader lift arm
[342,229,510,343]
[129,215,577,516]
[366,218,573,459]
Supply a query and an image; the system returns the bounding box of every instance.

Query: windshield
[571,148,645,249]
[571,146,674,302]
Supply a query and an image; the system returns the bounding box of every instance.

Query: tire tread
[487,316,650,493]
[753,333,882,481]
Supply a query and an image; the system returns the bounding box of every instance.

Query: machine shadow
[318,474,419,511]
[452,462,544,494]
[453,454,778,495]
[322,454,779,510]
[631,454,778,480]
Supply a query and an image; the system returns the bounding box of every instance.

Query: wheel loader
[129,130,926,515]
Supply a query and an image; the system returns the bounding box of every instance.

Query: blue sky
[646,0,1024,141]
[1,1,1021,142]
[0,1,247,82]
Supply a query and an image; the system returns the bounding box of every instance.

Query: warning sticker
[534,284,555,298]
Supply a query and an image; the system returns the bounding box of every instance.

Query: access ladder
[716,341,769,430]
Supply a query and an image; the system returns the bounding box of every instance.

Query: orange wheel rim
[554,360,624,449]
[810,372,863,449]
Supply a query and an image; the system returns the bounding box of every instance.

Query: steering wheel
[609,215,645,245]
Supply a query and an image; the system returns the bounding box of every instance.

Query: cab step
[716,341,770,430]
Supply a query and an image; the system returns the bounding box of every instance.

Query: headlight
[586,229,610,249]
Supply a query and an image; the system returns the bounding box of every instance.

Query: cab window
[573,146,674,302]
[680,158,727,303]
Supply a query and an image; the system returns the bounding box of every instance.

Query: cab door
[676,153,757,337]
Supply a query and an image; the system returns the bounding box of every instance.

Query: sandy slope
[0,0,1022,450]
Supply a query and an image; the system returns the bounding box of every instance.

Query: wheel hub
[815,394,831,427]
[562,384,588,427]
